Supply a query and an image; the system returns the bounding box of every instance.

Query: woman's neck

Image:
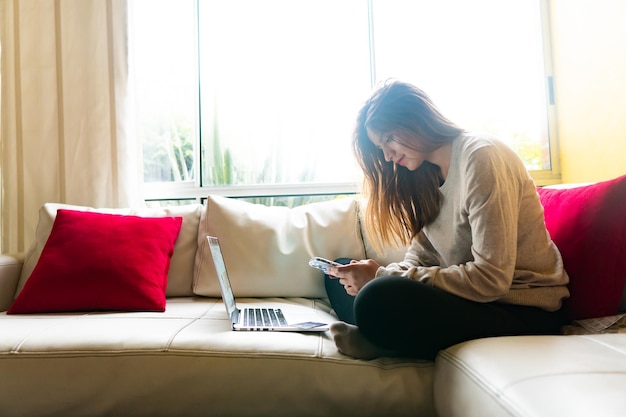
[427,142,453,180]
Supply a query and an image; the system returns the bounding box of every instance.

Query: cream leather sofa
[1,191,625,417]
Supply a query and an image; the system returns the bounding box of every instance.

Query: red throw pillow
[8,209,182,314]
[537,175,626,320]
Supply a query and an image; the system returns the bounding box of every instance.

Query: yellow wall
[550,0,626,183]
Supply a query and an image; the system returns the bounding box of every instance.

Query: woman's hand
[327,259,380,296]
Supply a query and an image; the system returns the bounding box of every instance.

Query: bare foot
[330,322,396,360]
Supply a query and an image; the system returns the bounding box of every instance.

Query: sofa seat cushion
[434,335,626,417]
[0,297,434,417]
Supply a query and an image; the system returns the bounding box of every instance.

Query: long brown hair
[353,80,464,251]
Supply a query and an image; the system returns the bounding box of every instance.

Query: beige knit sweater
[376,134,570,312]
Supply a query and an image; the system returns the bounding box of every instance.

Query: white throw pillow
[16,203,203,298]
[193,196,366,298]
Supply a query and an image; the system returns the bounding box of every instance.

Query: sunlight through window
[131,0,553,204]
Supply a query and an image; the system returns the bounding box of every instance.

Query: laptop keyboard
[243,308,288,328]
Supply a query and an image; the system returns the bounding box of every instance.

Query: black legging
[325,262,567,360]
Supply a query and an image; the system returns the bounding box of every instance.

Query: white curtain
[0,0,142,254]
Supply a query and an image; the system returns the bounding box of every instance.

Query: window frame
[140,0,561,204]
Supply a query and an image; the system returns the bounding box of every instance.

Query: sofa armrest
[0,253,24,312]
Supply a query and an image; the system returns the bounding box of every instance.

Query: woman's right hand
[327,259,380,296]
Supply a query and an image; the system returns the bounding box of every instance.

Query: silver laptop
[207,236,329,332]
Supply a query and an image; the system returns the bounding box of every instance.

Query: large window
[131,0,558,205]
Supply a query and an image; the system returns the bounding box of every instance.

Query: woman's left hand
[327,259,380,296]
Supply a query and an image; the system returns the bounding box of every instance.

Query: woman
[325,80,570,361]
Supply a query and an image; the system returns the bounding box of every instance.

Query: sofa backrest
[14,197,408,303]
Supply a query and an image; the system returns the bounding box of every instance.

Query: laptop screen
[207,236,237,317]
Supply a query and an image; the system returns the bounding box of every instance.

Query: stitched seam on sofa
[304,298,324,358]
[162,307,217,351]
[6,310,218,355]
[494,370,626,395]
[0,351,435,372]
[9,313,91,354]
[503,370,626,390]
[439,349,626,407]
[0,350,433,362]
[0,347,493,368]
[580,335,626,356]
[159,352,434,370]
[436,350,525,417]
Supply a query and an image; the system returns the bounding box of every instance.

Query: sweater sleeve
[376,143,523,303]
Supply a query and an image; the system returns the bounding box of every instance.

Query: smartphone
[308,257,342,273]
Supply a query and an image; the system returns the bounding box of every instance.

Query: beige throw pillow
[193,196,366,298]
